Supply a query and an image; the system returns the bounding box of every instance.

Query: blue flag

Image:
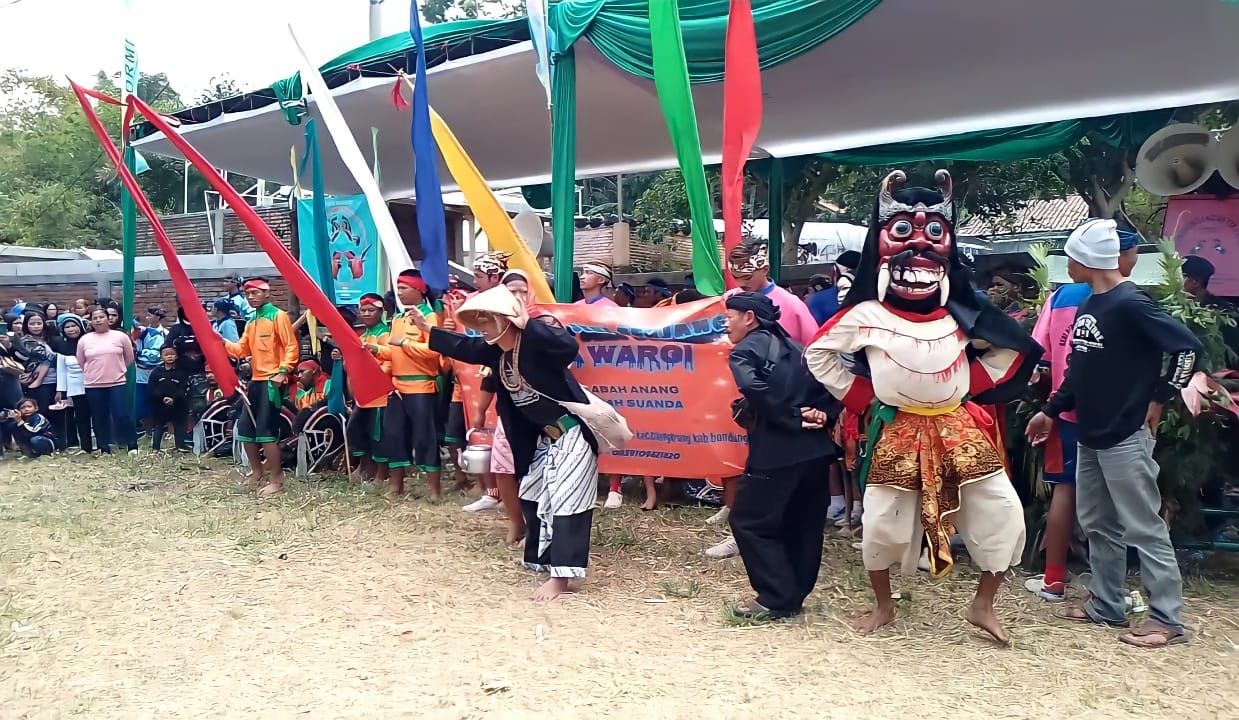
[408,1,449,292]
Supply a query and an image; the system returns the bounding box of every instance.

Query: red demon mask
[875,169,955,306]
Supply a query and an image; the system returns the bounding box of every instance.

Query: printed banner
[297,194,382,304]
[459,298,746,477]
[1166,196,1239,296]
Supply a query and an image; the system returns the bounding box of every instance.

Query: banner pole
[121,8,139,412]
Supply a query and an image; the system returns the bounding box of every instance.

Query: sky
[0,0,414,102]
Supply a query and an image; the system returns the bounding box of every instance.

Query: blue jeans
[22,435,54,457]
[85,385,137,453]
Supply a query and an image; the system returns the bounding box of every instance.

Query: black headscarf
[843,183,1042,405]
[726,292,791,341]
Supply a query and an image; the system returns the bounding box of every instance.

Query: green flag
[649,1,725,296]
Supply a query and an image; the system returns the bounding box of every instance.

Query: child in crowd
[148,346,190,452]
[4,397,57,458]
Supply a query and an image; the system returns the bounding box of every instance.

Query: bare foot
[428,492,442,503]
[387,481,405,498]
[966,600,1010,645]
[532,577,571,602]
[641,497,657,511]
[853,604,896,635]
[257,482,283,497]
[506,524,525,546]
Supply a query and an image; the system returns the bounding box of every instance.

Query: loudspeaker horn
[1216,126,1239,190]
[1135,123,1216,196]
[512,211,545,257]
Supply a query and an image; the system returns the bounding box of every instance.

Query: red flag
[721,0,762,291]
[69,81,240,398]
[97,89,394,406]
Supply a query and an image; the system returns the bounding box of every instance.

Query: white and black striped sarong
[518,424,598,578]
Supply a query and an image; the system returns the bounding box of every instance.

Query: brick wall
[112,278,292,318]
[4,278,294,320]
[571,225,697,272]
[628,233,696,272]
[135,205,294,256]
[4,283,100,313]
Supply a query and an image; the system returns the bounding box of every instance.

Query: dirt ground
[1,454,1237,720]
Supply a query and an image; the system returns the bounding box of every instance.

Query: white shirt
[56,353,86,397]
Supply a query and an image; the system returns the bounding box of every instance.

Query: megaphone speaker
[512,211,546,258]
[1217,126,1239,191]
[1136,123,1216,196]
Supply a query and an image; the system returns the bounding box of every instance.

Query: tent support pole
[767,156,785,283]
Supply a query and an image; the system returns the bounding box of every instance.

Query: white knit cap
[1064,218,1120,270]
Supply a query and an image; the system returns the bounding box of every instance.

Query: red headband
[358,296,384,308]
[397,275,428,293]
[296,359,321,371]
[242,279,270,291]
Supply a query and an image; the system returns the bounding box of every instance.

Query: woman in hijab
[53,315,92,453]
[20,310,65,449]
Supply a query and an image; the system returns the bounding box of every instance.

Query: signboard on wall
[1165,196,1239,296]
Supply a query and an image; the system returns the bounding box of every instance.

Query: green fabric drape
[546,1,880,289]
[271,17,530,124]
[650,0,725,296]
[551,48,578,302]
[549,0,882,82]
[818,110,1175,166]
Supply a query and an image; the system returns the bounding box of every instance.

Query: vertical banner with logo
[458,298,747,477]
[296,195,382,304]
[1166,196,1239,296]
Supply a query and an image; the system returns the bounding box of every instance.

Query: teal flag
[296,194,382,305]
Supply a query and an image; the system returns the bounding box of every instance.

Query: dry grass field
[2,453,1237,719]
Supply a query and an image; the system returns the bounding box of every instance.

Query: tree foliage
[420,0,522,24]
[0,69,258,249]
[630,157,1070,263]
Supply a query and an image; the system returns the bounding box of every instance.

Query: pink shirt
[1030,283,1091,423]
[725,284,820,345]
[76,330,135,388]
[762,283,819,345]
[576,293,617,308]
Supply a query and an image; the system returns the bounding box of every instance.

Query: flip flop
[1054,604,1130,628]
[1118,621,1188,648]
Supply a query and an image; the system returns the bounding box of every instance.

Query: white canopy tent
[134,0,1239,198]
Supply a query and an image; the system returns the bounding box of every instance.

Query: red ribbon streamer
[78,85,393,406]
[390,76,410,111]
[69,81,240,398]
[721,0,763,291]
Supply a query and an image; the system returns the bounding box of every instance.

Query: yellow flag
[420,101,554,303]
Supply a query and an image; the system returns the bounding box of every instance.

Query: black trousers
[730,458,831,614]
[520,500,593,578]
[152,401,190,451]
[69,393,94,452]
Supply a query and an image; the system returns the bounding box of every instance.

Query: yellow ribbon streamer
[398,75,554,303]
[307,311,320,355]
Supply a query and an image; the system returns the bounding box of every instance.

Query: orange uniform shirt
[376,307,440,394]
[356,322,393,409]
[225,305,299,381]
